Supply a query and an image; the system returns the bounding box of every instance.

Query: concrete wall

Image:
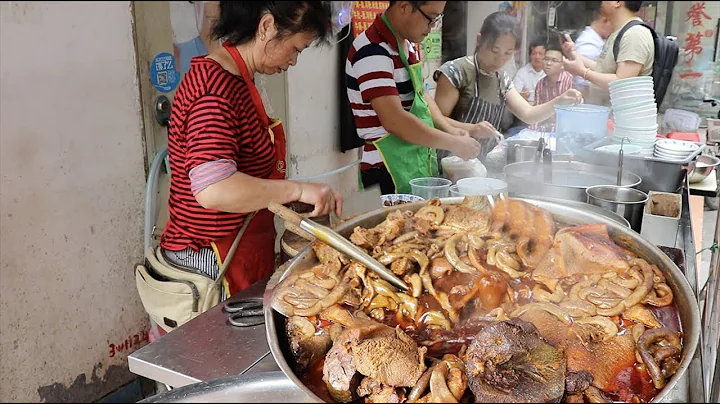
[466,1,505,55]
[283,44,376,219]
[0,1,148,402]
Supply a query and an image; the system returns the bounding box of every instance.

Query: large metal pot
[263,197,700,403]
[504,161,642,203]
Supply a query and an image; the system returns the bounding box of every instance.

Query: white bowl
[615,115,658,128]
[456,177,508,196]
[654,151,691,161]
[609,76,653,89]
[612,99,657,112]
[380,194,425,207]
[595,144,642,155]
[612,94,656,107]
[613,105,657,116]
[615,123,659,132]
[611,88,655,100]
[654,146,692,156]
[610,83,654,94]
[655,139,700,153]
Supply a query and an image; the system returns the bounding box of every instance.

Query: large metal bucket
[504,161,642,203]
[263,197,701,403]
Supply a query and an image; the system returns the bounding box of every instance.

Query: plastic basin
[555,104,611,141]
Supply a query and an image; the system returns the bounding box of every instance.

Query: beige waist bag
[135,213,256,333]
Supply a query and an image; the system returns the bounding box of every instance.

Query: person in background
[161,2,343,307]
[170,1,220,74]
[572,9,614,96]
[513,38,546,104]
[346,1,482,195]
[433,12,582,161]
[530,41,574,130]
[561,1,653,105]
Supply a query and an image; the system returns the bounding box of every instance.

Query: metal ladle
[617,137,631,186]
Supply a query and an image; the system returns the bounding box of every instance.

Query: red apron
[212,41,288,296]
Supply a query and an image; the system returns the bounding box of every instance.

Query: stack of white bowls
[609,76,658,157]
[654,138,700,161]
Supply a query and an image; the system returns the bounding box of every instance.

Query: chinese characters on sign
[686,1,712,27]
[683,1,714,66]
[685,32,705,62]
[352,1,389,38]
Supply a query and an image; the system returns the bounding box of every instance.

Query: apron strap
[222,41,270,128]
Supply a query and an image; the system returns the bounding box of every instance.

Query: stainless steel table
[129,187,709,402]
[128,277,277,388]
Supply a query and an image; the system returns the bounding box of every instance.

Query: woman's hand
[447,126,471,138]
[297,182,343,217]
[556,89,584,106]
[449,133,482,160]
[468,121,498,139]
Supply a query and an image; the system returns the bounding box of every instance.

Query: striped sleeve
[352,43,399,102]
[559,71,573,93]
[184,95,243,172]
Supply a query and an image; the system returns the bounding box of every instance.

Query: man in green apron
[345,1,482,195]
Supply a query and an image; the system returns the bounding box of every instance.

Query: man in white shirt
[513,39,546,104]
[573,10,614,96]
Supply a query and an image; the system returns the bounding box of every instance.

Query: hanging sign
[150,52,180,93]
[351,1,389,38]
[421,31,442,63]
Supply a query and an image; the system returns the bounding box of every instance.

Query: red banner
[352,1,389,38]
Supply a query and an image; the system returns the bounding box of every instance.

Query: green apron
[365,14,439,195]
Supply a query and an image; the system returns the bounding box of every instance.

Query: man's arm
[583,61,644,90]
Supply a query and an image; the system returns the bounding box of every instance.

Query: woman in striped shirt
[161,2,342,300]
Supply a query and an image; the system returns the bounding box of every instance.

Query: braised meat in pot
[272,198,684,403]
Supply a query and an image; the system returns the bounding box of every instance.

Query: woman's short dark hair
[624,1,644,12]
[212,2,332,46]
[478,11,519,49]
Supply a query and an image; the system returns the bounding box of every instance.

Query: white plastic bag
[441,155,487,183]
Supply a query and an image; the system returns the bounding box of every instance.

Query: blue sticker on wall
[150,52,179,93]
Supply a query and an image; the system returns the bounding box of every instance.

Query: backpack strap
[613,20,646,63]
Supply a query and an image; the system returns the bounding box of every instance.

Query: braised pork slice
[533,224,632,289]
[286,316,333,373]
[321,308,426,402]
[357,377,405,403]
[464,319,566,403]
[519,310,637,391]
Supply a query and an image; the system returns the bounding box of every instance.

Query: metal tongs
[534,126,553,184]
[268,202,409,291]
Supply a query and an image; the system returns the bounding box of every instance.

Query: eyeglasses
[412,4,443,26]
[543,57,562,64]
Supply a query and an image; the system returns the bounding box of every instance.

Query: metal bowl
[688,154,720,183]
[264,197,700,403]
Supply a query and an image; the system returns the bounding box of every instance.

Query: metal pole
[702,206,720,399]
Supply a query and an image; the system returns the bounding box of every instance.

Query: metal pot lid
[138,371,311,403]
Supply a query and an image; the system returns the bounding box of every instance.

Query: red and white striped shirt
[346,14,420,170]
[530,70,574,130]
[161,57,276,251]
